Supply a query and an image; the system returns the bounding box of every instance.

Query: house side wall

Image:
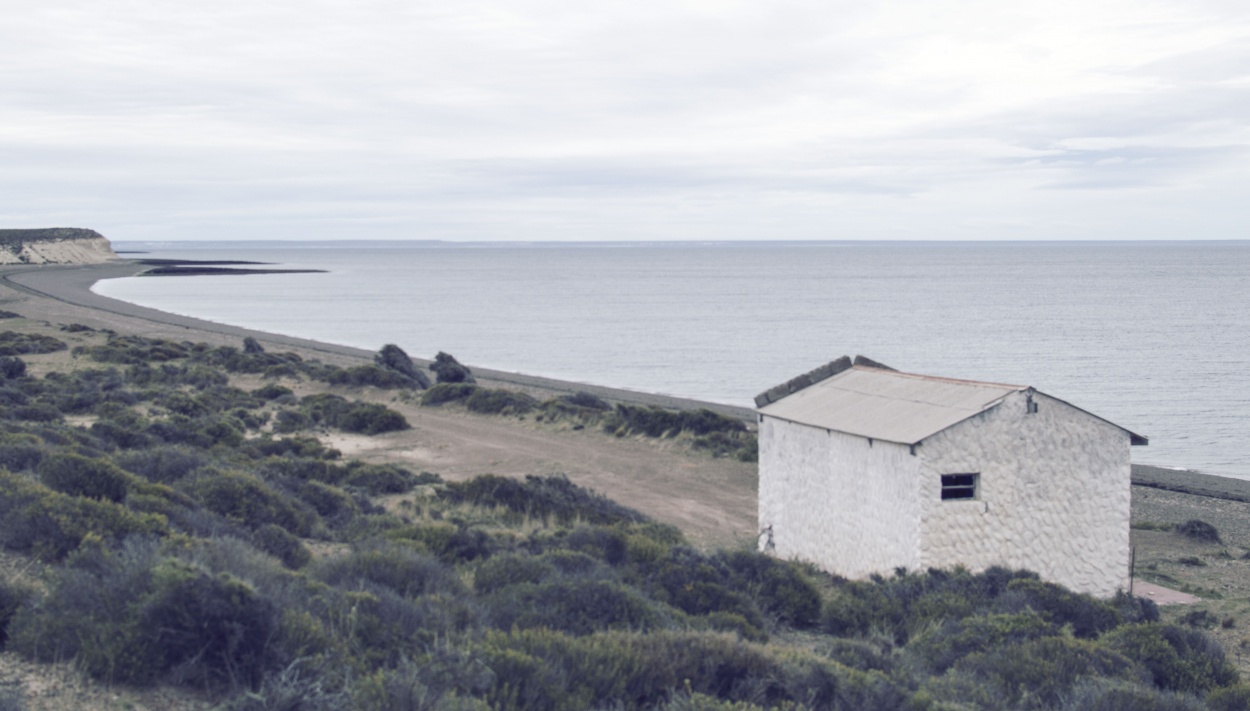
[759,417,922,578]
[919,391,1132,597]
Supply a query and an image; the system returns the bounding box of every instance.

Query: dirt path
[327,403,759,549]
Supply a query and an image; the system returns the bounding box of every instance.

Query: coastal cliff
[0,227,117,264]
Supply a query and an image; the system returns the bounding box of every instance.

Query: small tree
[374,344,430,388]
[430,351,475,384]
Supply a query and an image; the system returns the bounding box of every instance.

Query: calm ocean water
[100,241,1250,478]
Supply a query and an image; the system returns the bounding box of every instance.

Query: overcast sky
[3,1,1248,241]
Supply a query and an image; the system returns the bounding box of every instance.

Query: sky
[2,0,1248,242]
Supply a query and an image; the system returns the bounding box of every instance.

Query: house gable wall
[758,417,922,578]
[918,391,1131,597]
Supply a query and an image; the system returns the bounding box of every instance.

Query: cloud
[1,0,1248,240]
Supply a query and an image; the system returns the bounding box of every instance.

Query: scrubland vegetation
[0,326,1245,709]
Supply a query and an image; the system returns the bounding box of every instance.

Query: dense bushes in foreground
[0,329,1241,709]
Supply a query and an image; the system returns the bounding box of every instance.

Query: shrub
[422,382,477,406]
[37,453,130,502]
[998,577,1121,638]
[341,462,416,494]
[273,409,313,433]
[335,402,410,435]
[481,579,671,635]
[441,474,648,526]
[475,553,556,594]
[11,547,279,690]
[374,344,430,388]
[465,388,537,416]
[253,524,312,570]
[0,483,168,560]
[950,636,1143,708]
[313,542,464,599]
[563,391,610,410]
[431,351,475,384]
[114,446,209,483]
[0,356,25,380]
[0,332,66,356]
[77,334,190,363]
[1176,520,1221,544]
[1101,623,1239,694]
[323,364,420,389]
[716,550,821,630]
[184,471,318,536]
[253,383,294,400]
[0,437,42,472]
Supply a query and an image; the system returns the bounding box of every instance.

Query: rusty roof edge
[753,355,853,408]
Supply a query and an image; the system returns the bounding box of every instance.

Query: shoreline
[1,260,1241,499]
[0,260,755,421]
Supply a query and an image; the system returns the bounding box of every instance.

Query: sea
[99,240,1250,479]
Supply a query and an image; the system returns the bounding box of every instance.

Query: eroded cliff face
[0,228,118,265]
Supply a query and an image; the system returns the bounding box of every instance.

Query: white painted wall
[919,391,1131,597]
[759,390,1132,598]
[758,417,922,579]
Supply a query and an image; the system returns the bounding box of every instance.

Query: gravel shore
[0,261,754,421]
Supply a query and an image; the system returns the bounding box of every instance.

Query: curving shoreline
[2,260,1242,499]
[0,260,755,421]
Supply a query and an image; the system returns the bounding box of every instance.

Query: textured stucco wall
[758,417,922,578]
[919,391,1132,597]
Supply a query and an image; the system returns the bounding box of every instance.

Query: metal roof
[758,365,1147,446]
[759,366,1023,445]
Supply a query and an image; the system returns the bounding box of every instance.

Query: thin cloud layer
[2,0,1247,240]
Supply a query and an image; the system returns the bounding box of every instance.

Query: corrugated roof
[758,366,1027,445]
[759,365,1147,446]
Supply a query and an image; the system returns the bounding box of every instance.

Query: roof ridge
[855,366,1028,391]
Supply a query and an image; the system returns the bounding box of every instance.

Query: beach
[4,260,1235,492]
[0,260,761,548]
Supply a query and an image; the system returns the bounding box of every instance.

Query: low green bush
[76,334,189,363]
[313,542,465,599]
[482,579,672,635]
[441,474,648,526]
[335,402,410,435]
[1101,623,1239,694]
[341,462,416,494]
[1176,519,1221,544]
[183,470,318,536]
[0,331,66,356]
[422,383,477,406]
[37,453,130,502]
[253,524,312,569]
[373,344,430,388]
[431,352,475,384]
[0,470,168,559]
[466,388,537,416]
[11,546,279,690]
[0,356,26,380]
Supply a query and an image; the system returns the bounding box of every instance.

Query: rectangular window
[941,473,979,500]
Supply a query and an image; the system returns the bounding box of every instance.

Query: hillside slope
[0,228,116,264]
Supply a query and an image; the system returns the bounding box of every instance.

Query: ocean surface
[100,241,1250,479]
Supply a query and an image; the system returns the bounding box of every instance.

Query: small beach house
[755,356,1147,598]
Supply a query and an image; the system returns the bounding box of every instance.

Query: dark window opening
[941,473,979,500]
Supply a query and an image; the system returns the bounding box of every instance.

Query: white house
[755,356,1147,598]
